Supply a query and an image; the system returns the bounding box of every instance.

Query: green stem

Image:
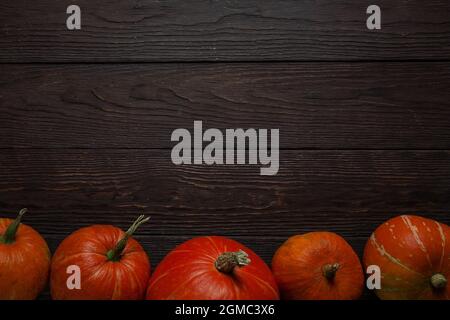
[1,208,27,244]
[106,215,149,262]
[322,263,340,280]
[215,250,251,274]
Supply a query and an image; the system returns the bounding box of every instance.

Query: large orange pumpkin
[0,208,51,300]
[272,232,364,300]
[364,215,449,300]
[51,215,151,300]
[146,236,279,300]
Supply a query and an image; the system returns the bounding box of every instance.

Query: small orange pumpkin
[364,215,449,300]
[51,215,151,300]
[0,209,51,299]
[272,232,364,300]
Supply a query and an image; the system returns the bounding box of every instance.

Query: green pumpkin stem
[1,208,27,244]
[215,250,251,274]
[106,215,149,262]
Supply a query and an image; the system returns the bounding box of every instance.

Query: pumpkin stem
[1,208,27,244]
[215,250,251,274]
[430,273,447,290]
[106,215,149,262]
[322,263,340,280]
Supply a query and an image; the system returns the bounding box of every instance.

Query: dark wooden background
[1,1,450,299]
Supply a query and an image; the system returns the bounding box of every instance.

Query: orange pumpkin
[51,215,151,300]
[272,232,364,300]
[364,215,449,300]
[147,236,279,300]
[0,209,51,299]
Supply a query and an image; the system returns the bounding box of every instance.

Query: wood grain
[1,0,450,62]
[1,149,449,238]
[2,62,450,149]
[1,0,449,302]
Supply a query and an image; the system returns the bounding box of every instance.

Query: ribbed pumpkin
[51,215,151,300]
[272,232,364,300]
[146,236,279,300]
[364,215,449,300]
[0,209,51,300]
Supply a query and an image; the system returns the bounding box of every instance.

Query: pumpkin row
[0,210,448,300]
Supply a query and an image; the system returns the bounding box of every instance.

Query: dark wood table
[1,0,449,299]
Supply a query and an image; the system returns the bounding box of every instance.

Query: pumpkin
[0,208,51,300]
[363,215,449,300]
[272,232,364,300]
[146,236,279,300]
[50,215,151,300]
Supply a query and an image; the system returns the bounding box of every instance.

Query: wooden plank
[1,0,450,62]
[2,63,450,149]
[1,149,449,239]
